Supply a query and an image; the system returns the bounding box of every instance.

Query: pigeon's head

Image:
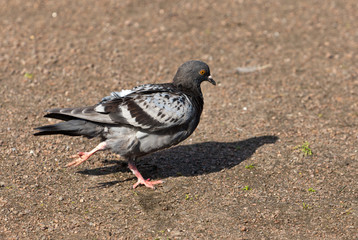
[173,60,216,91]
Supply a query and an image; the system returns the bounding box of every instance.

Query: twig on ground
[235,64,272,74]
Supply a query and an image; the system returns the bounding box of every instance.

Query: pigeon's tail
[34,119,104,139]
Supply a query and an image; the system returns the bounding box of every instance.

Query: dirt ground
[0,0,357,239]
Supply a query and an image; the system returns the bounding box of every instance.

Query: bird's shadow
[78,135,278,187]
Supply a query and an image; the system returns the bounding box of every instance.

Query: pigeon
[34,60,216,189]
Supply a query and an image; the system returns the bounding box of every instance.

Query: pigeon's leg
[66,142,107,167]
[128,159,163,189]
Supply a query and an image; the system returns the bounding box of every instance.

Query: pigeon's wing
[95,90,194,131]
[44,106,115,124]
[44,84,195,131]
[99,84,173,103]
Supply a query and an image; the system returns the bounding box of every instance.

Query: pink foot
[65,142,107,167]
[133,178,163,189]
[66,152,91,167]
[128,160,163,189]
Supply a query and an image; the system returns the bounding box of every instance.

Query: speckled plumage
[34,60,216,189]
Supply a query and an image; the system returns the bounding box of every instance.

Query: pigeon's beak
[207,75,216,85]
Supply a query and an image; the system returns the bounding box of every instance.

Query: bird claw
[66,152,90,167]
[71,152,85,157]
[133,178,163,189]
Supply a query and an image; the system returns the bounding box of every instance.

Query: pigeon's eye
[199,69,206,75]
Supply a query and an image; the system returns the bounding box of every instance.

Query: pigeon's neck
[175,84,203,101]
[190,92,204,115]
[173,80,203,98]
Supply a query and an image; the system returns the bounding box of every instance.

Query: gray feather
[34,120,103,138]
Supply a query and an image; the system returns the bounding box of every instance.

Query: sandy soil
[0,0,357,239]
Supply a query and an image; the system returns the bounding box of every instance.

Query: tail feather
[34,119,104,139]
[42,113,78,121]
